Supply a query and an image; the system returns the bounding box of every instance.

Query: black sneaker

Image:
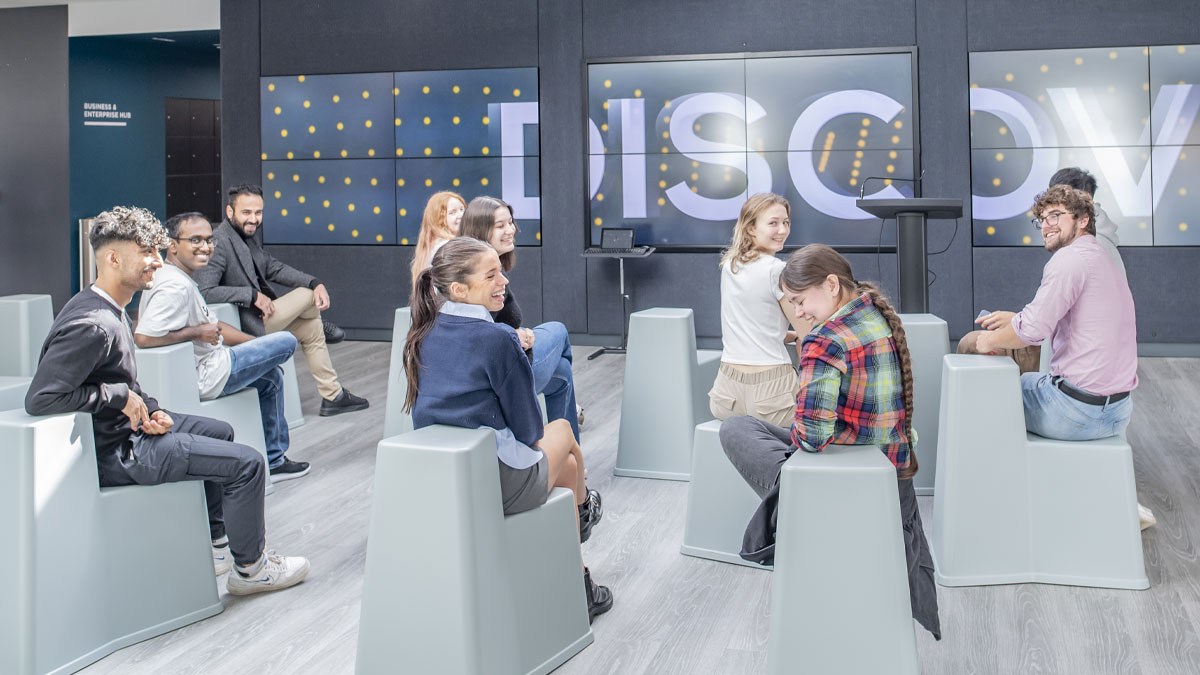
[270,457,311,482]
[578,489,603,544]
[583,568,613,623]
[323,320,346,344]
[319,388,369,416]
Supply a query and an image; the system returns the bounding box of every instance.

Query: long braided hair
[780,244,918,480]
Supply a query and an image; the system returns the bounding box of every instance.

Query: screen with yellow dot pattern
[969,44,1199,246]
[261,68,540,245]
[586,50,917,248]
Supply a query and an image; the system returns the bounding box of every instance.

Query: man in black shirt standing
[26,206,309,595]
[196,184,367,417]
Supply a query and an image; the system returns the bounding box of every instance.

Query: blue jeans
[1020,372,1132,441]
[531,321,580,441]
[220,332,298,468]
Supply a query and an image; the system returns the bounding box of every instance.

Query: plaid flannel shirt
[790,293,912,471]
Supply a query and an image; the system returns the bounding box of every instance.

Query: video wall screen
[969,45,1200,246]
[260,67,541,245]
[586,50,918,248]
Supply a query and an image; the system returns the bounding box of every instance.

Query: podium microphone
[858,169,925,199]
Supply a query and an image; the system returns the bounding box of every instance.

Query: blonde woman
[409,190,466,282]
[709,193,809,426]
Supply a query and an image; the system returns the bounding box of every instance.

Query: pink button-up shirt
[1012,234,1138,396]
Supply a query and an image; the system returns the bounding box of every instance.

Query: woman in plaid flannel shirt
[719,243,941,639]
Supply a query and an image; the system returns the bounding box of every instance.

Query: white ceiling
[0,0,218,36]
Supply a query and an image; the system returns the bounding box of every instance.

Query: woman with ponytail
[719,243,940,639]
[403,237,613,623]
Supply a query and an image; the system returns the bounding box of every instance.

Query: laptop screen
[600,228,634,249]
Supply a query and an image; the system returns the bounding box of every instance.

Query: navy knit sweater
[411,307,543,467]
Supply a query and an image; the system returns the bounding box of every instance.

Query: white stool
[135,343,273,494]
[680,419,765,568]
[768,443,920,675]
[209,302,305,429]
[931,354,1148,589]
[356,426,593,674]
[0,376,31,411]
[0,294,53,377]
[898,313,950,495]
[0,410,222,675]
[383,307,413,438]
[616,307,721,480]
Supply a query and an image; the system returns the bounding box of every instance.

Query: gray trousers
[97,411,267,566]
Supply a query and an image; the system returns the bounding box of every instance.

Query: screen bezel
[581,46,920,254]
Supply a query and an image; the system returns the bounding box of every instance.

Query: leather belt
[1052,376,1130,406]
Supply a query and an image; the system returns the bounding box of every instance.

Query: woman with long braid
[719,243,940,639]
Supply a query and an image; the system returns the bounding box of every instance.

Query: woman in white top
[409,190,466,283]
[709,193,810,427]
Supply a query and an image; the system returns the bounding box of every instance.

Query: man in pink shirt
[972,185,1137,442]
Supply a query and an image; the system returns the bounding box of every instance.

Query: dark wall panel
[916,0,974,336]
[967,0,1200,52]
[0,7,70,309]
[537,0,588,332]
[259,0,538,75]
[583,0,916,57]
[220,0,261,192]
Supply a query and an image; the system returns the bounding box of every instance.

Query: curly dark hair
[1032,184,1096,235]
[88,206,169,251]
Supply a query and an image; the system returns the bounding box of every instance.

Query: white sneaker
[213,544,232,576]
[227,552,310,596]
[1138,503,1157,531]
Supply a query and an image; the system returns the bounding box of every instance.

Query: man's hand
[121,390,150,431]
[975,330,1000,355]
[193,322,221,345]
[141,410,174,435]
[254,292,276,320]
[313,284,331,311]
[516,327,535,351]
[784,330,798,344]
[976,310,1016,331]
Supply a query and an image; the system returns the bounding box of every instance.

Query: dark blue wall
[221,0,1200,343]
[69,33,220,291]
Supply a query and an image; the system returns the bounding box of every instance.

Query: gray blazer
[196,219,320,336]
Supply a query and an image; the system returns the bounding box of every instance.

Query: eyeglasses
[171,236,215,247]
[1031,211,1071,229]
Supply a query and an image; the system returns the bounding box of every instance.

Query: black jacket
[195,219,321,336]
[25,287,162,468]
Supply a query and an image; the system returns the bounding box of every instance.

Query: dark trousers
[97,411,267,566]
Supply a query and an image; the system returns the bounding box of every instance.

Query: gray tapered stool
[0,410,222,675]
[356,425,593,674]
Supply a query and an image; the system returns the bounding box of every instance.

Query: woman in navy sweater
[460,196,584,442]
[403,237,613,622]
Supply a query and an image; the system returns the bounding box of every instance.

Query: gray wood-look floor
[79,345,1200,675]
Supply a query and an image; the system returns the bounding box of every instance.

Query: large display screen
[260,67,541,245]
[969,45,1200,246]
[586,50,918,248]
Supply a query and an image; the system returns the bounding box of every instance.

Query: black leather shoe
[319,388,369,416]
[583,568,613,623]
[578,489,602,544]
[323,320,345,344]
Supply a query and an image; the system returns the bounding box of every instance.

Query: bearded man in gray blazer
[196,184,368,416]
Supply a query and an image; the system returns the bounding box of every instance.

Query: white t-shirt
[136,263,232,400]
[719,254,791,366]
